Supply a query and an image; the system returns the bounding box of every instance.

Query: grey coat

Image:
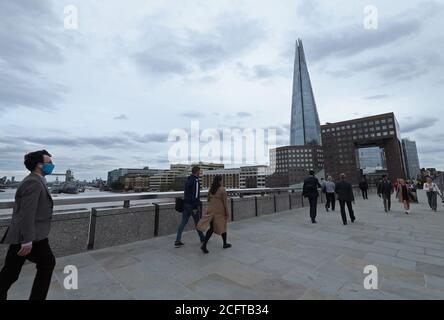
[1,172,54,244]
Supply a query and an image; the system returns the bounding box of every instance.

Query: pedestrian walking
[377,175,393,213]
[174,166,205,247]
[359,178,369,200]
[0,150,56,300]
[423,177,442,212]
[335,173,356,225]
[197,175,231,254]
[397,179,411,215]
[302,170,322,224]
[324,176,336,212]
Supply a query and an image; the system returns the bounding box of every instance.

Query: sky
[0,0,443,181]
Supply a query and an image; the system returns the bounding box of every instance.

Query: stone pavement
[6,192,444,300]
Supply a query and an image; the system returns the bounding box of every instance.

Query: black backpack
[175,198,184,212]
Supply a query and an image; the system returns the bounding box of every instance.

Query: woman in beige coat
[197,175,231,254]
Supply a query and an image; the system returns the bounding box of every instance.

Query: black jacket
[377,180,393,196]
[335,180,355,202]
[183,174,201,209]
[302,176,321,198]
[359,181,369,190]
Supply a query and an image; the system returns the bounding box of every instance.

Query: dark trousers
[427,191,438,211]
[325,193,335,210]
[361,189,368,199]
[308,195,318,221]
[382,194,391,211]
[339,200,355,224]
[176,203,205,242]
[0,238,56,300]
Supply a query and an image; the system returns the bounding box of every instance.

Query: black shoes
[311,220,317,224]
[223,243,232,249]
[200,245,209,254]
[351,218,355,223]
[174,241,185,248]
[325,206,329,212]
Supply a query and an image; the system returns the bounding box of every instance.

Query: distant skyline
[1,0,443,180]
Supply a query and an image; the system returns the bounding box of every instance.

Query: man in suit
[302,170,322,224]
[359,178,369,200]
[0,150,56,300]
[377,175,393,213]
[335,173,356,225]
[174,166,205,247]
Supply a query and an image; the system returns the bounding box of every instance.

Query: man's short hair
[309,170,315,176]
[191,166,200,174]
[24,150,52,172]
[340,173,346,180]
[382,174,388,179]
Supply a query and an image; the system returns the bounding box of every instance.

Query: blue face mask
[42,163,55,175]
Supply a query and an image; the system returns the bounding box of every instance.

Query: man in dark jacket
[175,166,205,247]
[335,173,356,225]
[302,170,322,223]
[0,150,56,300]
[377,175,393,213]
[359,179,369,200]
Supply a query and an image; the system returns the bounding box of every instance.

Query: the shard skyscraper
[290,39,322,146]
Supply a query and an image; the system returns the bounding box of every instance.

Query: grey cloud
[400,117,439,133]
[285,2,443,64]
[2,135,134,150]
[113,114,128,120]
[90,155,118,161]
[328,54,440,83]
[236,63,290,80]
[364,94,389,100]
[133,13,266,77]
[0,0,66,112]
[122,131,169,144]
[236,112,252,118]
[180,112,206,118]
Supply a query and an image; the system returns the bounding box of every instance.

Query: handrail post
[87,208,97,250]
[289,193,292,209]
[273,194,277,212]
[254,196,258,217]
[153,203,160,237]
[123,200,130,208]
[230,198,234,222]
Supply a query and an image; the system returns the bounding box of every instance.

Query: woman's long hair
[209,175,223,195]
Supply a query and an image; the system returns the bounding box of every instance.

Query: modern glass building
[290,39,322,146]
[402,138,421,179]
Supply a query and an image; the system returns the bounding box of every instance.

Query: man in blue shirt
[175,166,205,247]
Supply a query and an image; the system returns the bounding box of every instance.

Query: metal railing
[0,185,373,212]
[0,187,303,210]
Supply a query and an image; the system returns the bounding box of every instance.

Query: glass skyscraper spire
[290,39,322,146]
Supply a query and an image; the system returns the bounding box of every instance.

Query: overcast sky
[1,0,443,181]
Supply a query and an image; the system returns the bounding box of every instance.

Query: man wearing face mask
[0,150,56,300]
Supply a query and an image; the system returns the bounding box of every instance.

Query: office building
[290,39,322,146]
[402,138,421,179]
[202,168,240,189]
[240,165,268,189]
[321,113,406,185]
[266,146,324,187]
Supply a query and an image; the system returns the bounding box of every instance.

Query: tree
[110,181,125,191]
